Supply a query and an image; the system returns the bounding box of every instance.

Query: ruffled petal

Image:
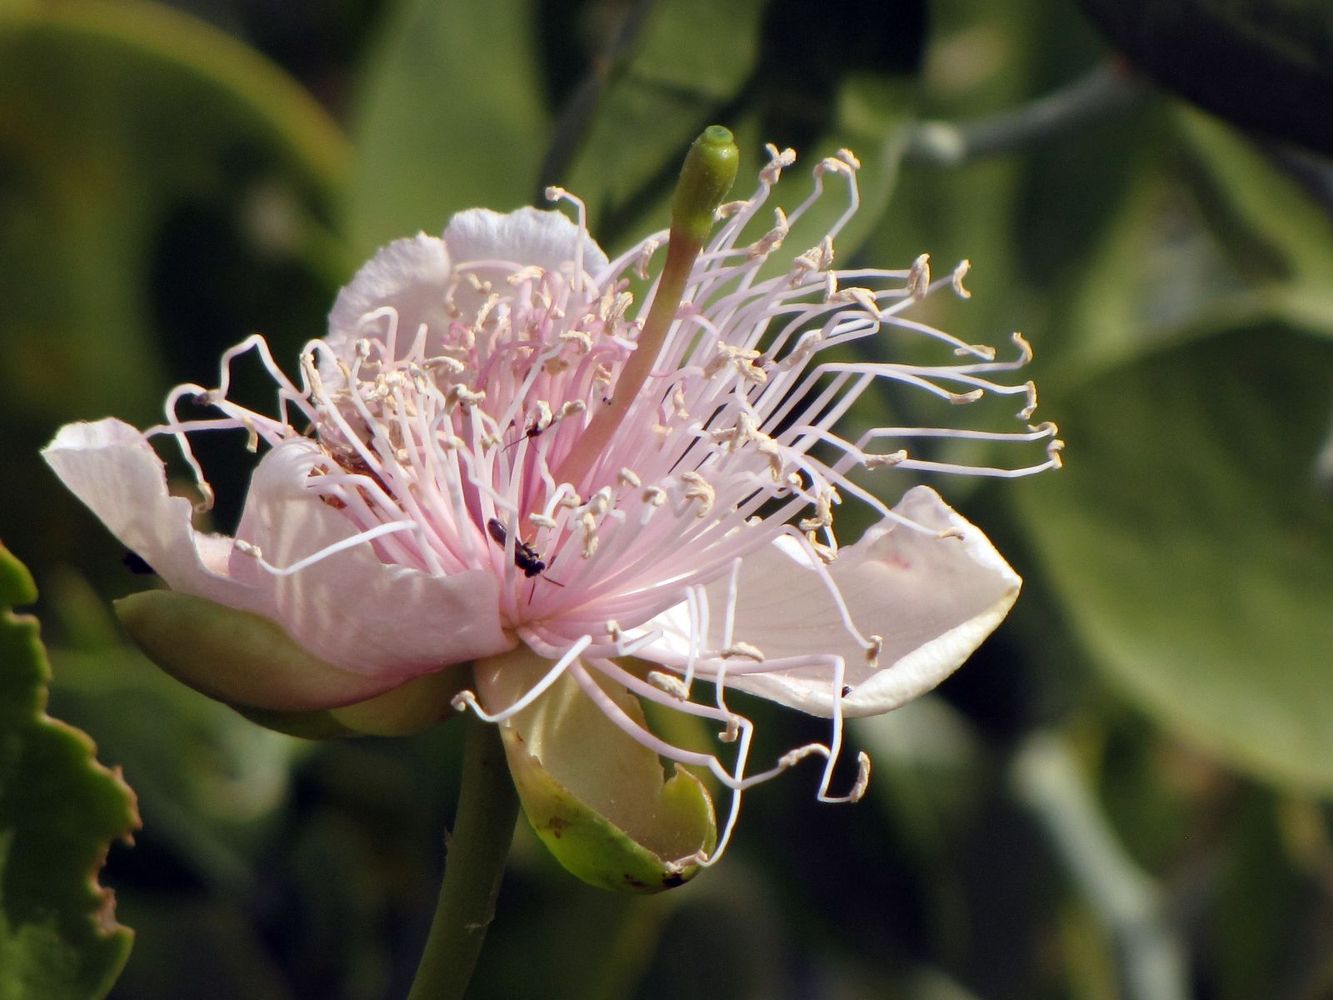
[443,207,609,277]
[41,419,263,612]
[325,232,452,360]
[642,486,1020,718]
[231,438,514,680]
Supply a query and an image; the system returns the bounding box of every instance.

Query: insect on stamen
[486,517,556,581]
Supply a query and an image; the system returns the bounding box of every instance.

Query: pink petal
[326,233,452,360]
[443,207,608,275]
[645,486,1020,718]
[231,438,514,680]
[41,419,262,612]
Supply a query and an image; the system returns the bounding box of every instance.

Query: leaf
[1077,0,1333,153]
[0,1,347,423]
[344,0,549,257]
[476,648,716,893]
[0,545,140,1000]
[553,0,769,245]
[559,0,919,258]
[1012,324,1333,794]
[1176,106,1333,296]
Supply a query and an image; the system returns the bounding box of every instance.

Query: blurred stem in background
[1013,733,1190,1000]
[904,61,1148,166]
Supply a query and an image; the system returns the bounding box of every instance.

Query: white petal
[326,232,452,360]
[443,207,608,276]
[41,419,263,612]
[231,438,514,680]
[644,486,1020,718]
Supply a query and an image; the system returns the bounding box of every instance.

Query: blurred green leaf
[345,0,549,256]
[563,0,919,259]
[1078,0,1333,153]
[554,0,767,243]
[1013,324,1333,794]
[0,545,140,1000]
[48,641,304,893]
[1177,107,1333,296]
[0,0,347,423]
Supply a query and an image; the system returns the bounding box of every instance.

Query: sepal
[116,590,463,736]
[476,649,716,892]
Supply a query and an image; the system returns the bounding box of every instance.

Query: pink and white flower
[44,144,1060,865]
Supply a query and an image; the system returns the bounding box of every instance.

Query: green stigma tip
[670,125,740,245]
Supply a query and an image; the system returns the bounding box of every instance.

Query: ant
[501,418,545,454]
[486,518,556,581]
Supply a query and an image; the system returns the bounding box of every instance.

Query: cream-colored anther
[760,143,797,186]
[848,753,872,803]
[648,671,690,700]
[951,259,973,299]
[748,207,790,259]
[679,471,715,516]
[704,342,767,385]
[1019,381,1039,420]
[721,642,765,662]
[579,511,599,558]
[864,449,908,469]
[907,253,931,300]
[865,635,883,667]
[791,236,835,282]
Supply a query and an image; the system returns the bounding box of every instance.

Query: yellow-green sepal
[115,590,464,737]
[476,648,716,892]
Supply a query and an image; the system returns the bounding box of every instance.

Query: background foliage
[1,0,1331,997]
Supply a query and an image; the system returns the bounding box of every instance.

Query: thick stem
[407,711,518,1000]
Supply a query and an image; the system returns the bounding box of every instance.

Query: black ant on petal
[486,518,553,580]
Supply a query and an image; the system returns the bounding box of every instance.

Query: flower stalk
[407,703,519,1000]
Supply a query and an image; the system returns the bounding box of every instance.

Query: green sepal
[0,544,140,999]
[477,649,716,893]
[115,590,464,736]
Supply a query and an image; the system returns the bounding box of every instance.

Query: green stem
[407,711,518,1000]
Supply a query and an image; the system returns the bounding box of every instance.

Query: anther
[848,753,872,803]
[864,450,908,468]
[865,635,883,666]
[907,254,931,300]
[679,471,715,516]
[721,642,765,662]
[951,260,972,299]
[648,671,690,700]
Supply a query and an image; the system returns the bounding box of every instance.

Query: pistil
[555,125,739,492]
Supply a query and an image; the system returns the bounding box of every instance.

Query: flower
[43,131,1060,885]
